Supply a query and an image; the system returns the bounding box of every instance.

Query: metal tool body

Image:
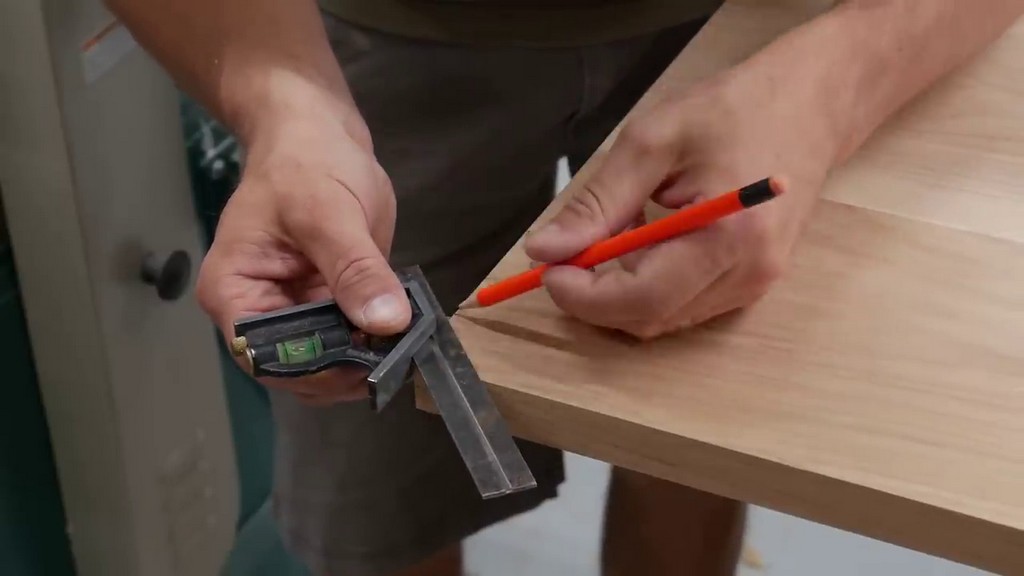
[231,267,537,498]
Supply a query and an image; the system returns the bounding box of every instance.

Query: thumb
[287,194,411,336]
[525,133,673,263]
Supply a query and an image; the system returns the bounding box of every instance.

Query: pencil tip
[458,298,481,311]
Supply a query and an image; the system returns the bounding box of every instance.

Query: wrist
[718,53,844,172]
[731,10,868,168]
[222,67,371,152]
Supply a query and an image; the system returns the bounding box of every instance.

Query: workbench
[419,2,1024,573]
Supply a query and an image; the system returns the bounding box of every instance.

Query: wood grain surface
[417,2,1024,573]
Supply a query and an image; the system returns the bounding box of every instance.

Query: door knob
[141,250,192,301]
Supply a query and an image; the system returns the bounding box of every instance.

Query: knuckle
[379,183,397,221]
[345,120,375,152]
[329,252,383,296]
[375,164,395,198]
[363,162,396,219]
[564,183,611,230]
[620,122,670,155]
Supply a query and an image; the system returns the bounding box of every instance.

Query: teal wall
[0,215,77,576]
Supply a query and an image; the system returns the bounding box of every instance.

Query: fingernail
[362,294,403,327]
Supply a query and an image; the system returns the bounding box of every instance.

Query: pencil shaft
[470,178,777,308]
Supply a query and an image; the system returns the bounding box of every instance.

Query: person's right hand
[196,109,410,406]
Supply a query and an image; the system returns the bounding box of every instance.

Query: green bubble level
[276,334,324,364]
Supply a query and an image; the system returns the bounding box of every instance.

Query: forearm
[105,0,363,146]
[737,0,1024,165]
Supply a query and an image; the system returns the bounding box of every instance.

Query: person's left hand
[525,68,838,339]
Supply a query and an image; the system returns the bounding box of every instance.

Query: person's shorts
[270,11,712,576]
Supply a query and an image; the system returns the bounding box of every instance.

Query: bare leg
[602,467,746,576]
[392,543,463,576]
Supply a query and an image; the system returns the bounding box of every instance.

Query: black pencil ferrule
[738,178,777,208]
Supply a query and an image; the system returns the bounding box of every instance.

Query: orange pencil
[460,177,784,310]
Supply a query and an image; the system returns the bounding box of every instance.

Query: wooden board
[418,2,1024,573]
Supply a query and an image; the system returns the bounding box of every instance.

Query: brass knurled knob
[230,336,248,357]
